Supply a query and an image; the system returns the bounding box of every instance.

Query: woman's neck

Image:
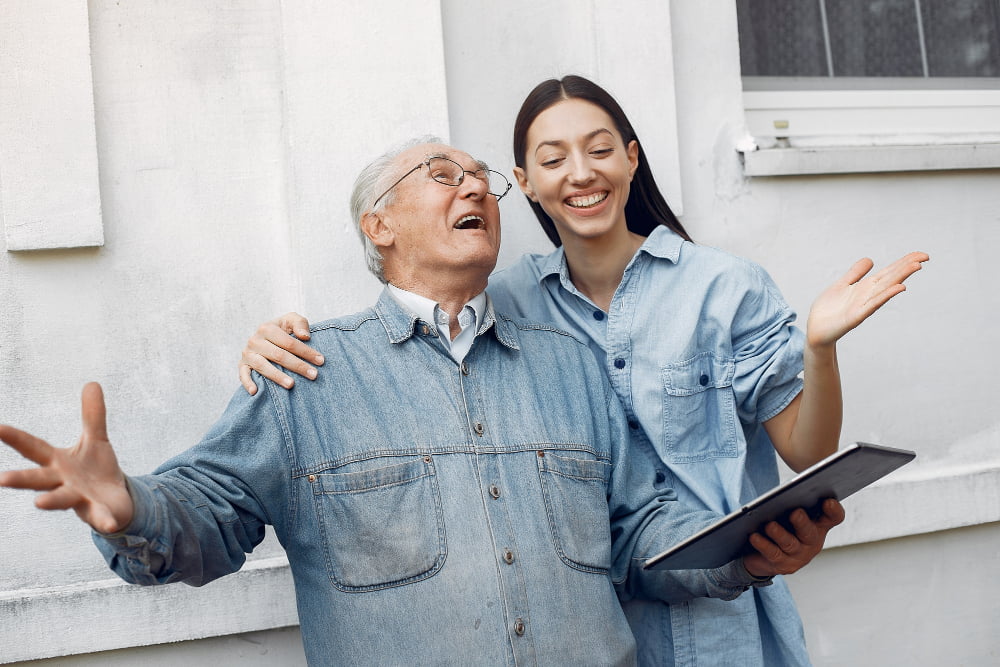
[562,227,646,313]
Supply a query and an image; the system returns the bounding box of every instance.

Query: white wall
[2,1,998,664]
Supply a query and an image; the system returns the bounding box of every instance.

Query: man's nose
[459,171,488,199]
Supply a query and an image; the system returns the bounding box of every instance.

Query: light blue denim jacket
[489,226,810,666]
[94,291,765,667]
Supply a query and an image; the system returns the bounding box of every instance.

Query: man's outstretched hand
[742,498,846,578]
[0,382,134,534]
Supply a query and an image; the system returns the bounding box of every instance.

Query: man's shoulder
[308,308,380,335]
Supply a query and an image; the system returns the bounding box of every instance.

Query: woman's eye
[540,157,564,167]
[591,148,614,157]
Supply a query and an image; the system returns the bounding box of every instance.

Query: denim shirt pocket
[661,352,739,463]
[308,455,446,592]
[536,450,613,574]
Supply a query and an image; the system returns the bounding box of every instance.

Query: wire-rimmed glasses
[372,156,512,209]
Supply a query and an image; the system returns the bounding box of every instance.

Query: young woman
[237,76,927,665]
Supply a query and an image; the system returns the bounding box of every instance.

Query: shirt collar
[534,225,685,286]
[375,286,519,350]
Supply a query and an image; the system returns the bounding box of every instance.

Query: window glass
[737,0,1000,79]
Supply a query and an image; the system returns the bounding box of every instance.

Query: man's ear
[361,211,394,249]
[513,167,537,202]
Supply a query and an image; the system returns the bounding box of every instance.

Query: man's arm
[1,382,283,587]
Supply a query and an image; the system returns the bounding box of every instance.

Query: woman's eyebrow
[533,128,615,154]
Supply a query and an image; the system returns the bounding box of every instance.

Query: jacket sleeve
[605,387,768,603]
[92,380,293,587]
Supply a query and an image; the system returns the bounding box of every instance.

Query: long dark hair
[512,75,691,247]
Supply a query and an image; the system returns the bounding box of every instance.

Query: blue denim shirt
[489,226,810,666]
[94,291,764,667]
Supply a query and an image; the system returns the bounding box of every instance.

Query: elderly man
[0,138,842,666]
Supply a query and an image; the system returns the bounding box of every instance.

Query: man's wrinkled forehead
[398,143,488,171]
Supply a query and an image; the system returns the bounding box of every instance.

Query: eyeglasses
[372,156,512,209]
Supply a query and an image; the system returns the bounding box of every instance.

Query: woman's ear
[512,167,537,202]
[626,140,639,181]
[361,211,394,249]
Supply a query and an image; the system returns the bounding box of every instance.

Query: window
[735,0,1000,174]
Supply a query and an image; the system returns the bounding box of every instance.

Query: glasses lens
[427,157,464,186]
[485,170,510,198]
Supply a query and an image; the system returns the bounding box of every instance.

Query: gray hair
[350,135,444,283]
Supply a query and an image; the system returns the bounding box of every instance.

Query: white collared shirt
[387,284,485,363]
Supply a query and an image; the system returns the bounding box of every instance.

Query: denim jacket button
[489,484,501,499]
[461,361,470,376]
[614,358,626,369]
[503,549,515,564]
[513,618,525,636]
[307,474,316,483]
[699,373,709,386]
[473,422,485,436]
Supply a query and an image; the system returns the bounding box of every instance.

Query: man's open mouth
[455,215,485,230]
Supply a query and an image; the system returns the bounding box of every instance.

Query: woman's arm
[238,312,322,395]
[765,252,929,472]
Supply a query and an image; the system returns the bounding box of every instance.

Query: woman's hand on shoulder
[239,312,323,395]
[806,251,929,348]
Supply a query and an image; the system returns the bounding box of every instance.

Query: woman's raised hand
[806,252,929,348]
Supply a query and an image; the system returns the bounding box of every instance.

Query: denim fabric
[489,226,811,666]
[93,290,763,667]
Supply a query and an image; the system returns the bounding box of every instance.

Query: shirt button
[461,361,470,376]
[513,618,526,636]
[699,373,709,386]
[614,358,626,369]
[503,549,515,564]
[473,422,485,436]
[489,484,501,499]
[592,310,605,321]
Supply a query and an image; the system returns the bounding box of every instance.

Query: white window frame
[737,6,1000,176]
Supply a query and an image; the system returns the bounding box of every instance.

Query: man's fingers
[0,466,61,490]
[0,424,54,466]
[35,485,84,512]
[817,498,846,528]
[80,382,109,444]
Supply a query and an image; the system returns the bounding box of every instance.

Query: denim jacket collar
[535,225,684,285]
[372,287,520,351]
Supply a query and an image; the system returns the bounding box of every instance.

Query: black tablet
[642,442,916,571]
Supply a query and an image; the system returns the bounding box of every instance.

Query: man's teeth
[566,192,608,208]
[455,215,484,229]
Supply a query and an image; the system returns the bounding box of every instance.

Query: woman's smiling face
[515,98,638,244]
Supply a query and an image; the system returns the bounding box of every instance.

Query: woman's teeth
[566,192,608,209]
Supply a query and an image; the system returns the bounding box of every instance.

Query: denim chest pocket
[536,451,613,574]
[661,352,739,462]
[308,455,446,592]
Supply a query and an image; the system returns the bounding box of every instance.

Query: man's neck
[387,279,486,339]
